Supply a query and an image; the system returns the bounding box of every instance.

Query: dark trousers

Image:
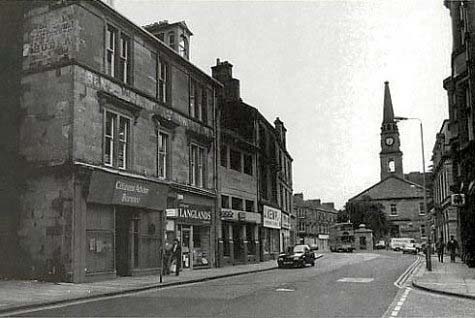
[450,252,456,262]
[174,255,181,276]
[438,251,444,262]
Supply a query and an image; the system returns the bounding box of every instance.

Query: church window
[390,204,397,216]
[388,159,395,172]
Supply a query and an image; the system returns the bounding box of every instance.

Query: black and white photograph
[0,0,474,317]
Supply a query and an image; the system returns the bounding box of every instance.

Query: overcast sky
[113,0,452,209]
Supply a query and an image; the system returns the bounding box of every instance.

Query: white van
[390,238,415,251]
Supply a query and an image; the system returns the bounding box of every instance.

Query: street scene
[1,0,475,317]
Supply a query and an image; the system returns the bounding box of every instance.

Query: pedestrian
[446,235,459,263]
[163,240,173,275]
[172,239,181,276]
[436,238,444,263]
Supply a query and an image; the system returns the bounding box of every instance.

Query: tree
[342,195,389,240]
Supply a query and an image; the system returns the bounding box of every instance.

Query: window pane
[118,116,129,169]
[158,132,168,178]
[221,195,229,209]
[232,197,243,211]
[220,145,227,167]
[104,112,116,166]
[244,154,252,175]
[230,149,241,171]
[190,145,197,185]
[190,80,195,117]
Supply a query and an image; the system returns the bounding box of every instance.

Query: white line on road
[337,277,374,283]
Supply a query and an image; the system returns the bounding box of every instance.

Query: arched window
[179,35,188,58]
[388,159,395,172]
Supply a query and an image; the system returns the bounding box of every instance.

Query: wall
[17,172,74,281]
[20,67,74,165]
[0,0,24,277]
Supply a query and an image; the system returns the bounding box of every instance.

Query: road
[16,251,415,317]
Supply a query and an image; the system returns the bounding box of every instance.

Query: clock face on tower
[385,137,394,146]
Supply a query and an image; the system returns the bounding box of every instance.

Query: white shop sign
[263,205,281,229]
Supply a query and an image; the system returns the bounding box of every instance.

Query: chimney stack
[212,59,240,101]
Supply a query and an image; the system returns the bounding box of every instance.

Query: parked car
[375,240,386,249]
[277,244,316,268]
[402,243,418,255]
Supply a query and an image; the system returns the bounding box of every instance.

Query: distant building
[292,194,338,251]
[431,120,459,246]
[348,82,430,242]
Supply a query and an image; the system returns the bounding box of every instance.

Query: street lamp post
[394,116,432,271]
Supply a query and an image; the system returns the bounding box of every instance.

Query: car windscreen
[293,245,306,253]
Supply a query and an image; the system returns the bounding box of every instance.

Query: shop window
[158,60,169,103]
[105,25,131,84]
[390,204,397,216]
[243,154,253,175]
[157,131,169,179]
[245,200,254,212]
[190,144,206,187]
[193,226,210,267]
[220,145,228,167]
[221,195,229,209]
[85,204,114,274]
[104,110,130,170]
[232,197,243,211]
[230,149,241,172]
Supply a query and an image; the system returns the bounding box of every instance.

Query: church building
[348,82,430,242]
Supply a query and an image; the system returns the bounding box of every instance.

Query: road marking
[275,288,294,292]
[394,256,422,288]
[337,277,374,283]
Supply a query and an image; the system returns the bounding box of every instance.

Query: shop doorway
[233,224,245,263]
[181,226,192,269]
[115,209,131,276]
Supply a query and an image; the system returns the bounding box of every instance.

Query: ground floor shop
[219,209,261,266]
[84,169,168,282]
[165,190,216,271]
[280,212,291,253]
[261,205,281,261]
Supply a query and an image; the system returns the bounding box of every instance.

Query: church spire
[382,81,395,124]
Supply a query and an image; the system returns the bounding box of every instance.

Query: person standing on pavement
[446,235,459,263]
[436,238,445,263]
[172,239,182,276]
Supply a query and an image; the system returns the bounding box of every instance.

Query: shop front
[220,209,261,266]
[261,205,281,261]
[85,170,168,282]
[318,234,329,251]
[166,201,214,270]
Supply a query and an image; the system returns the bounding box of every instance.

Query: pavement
[412,254,475,299]
[0,254,322,315]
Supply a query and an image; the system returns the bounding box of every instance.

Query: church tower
[380,81,404,180]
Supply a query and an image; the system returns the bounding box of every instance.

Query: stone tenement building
[442,0,475,265]
[0,0,222,282]
[213,60,294,263]
[293,194,338,251]
[348,82,431,242]
[431,120,459,246]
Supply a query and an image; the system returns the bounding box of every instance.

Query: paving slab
[412,255,475,299]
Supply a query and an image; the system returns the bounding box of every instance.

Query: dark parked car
[277,244,315,268]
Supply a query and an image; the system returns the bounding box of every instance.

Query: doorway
[115,209,131,276]
[181,226,191,269]
[233,224,244,264]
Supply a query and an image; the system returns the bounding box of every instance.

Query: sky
[111,0,452,209]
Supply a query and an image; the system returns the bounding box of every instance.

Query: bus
[329,222,355,252]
